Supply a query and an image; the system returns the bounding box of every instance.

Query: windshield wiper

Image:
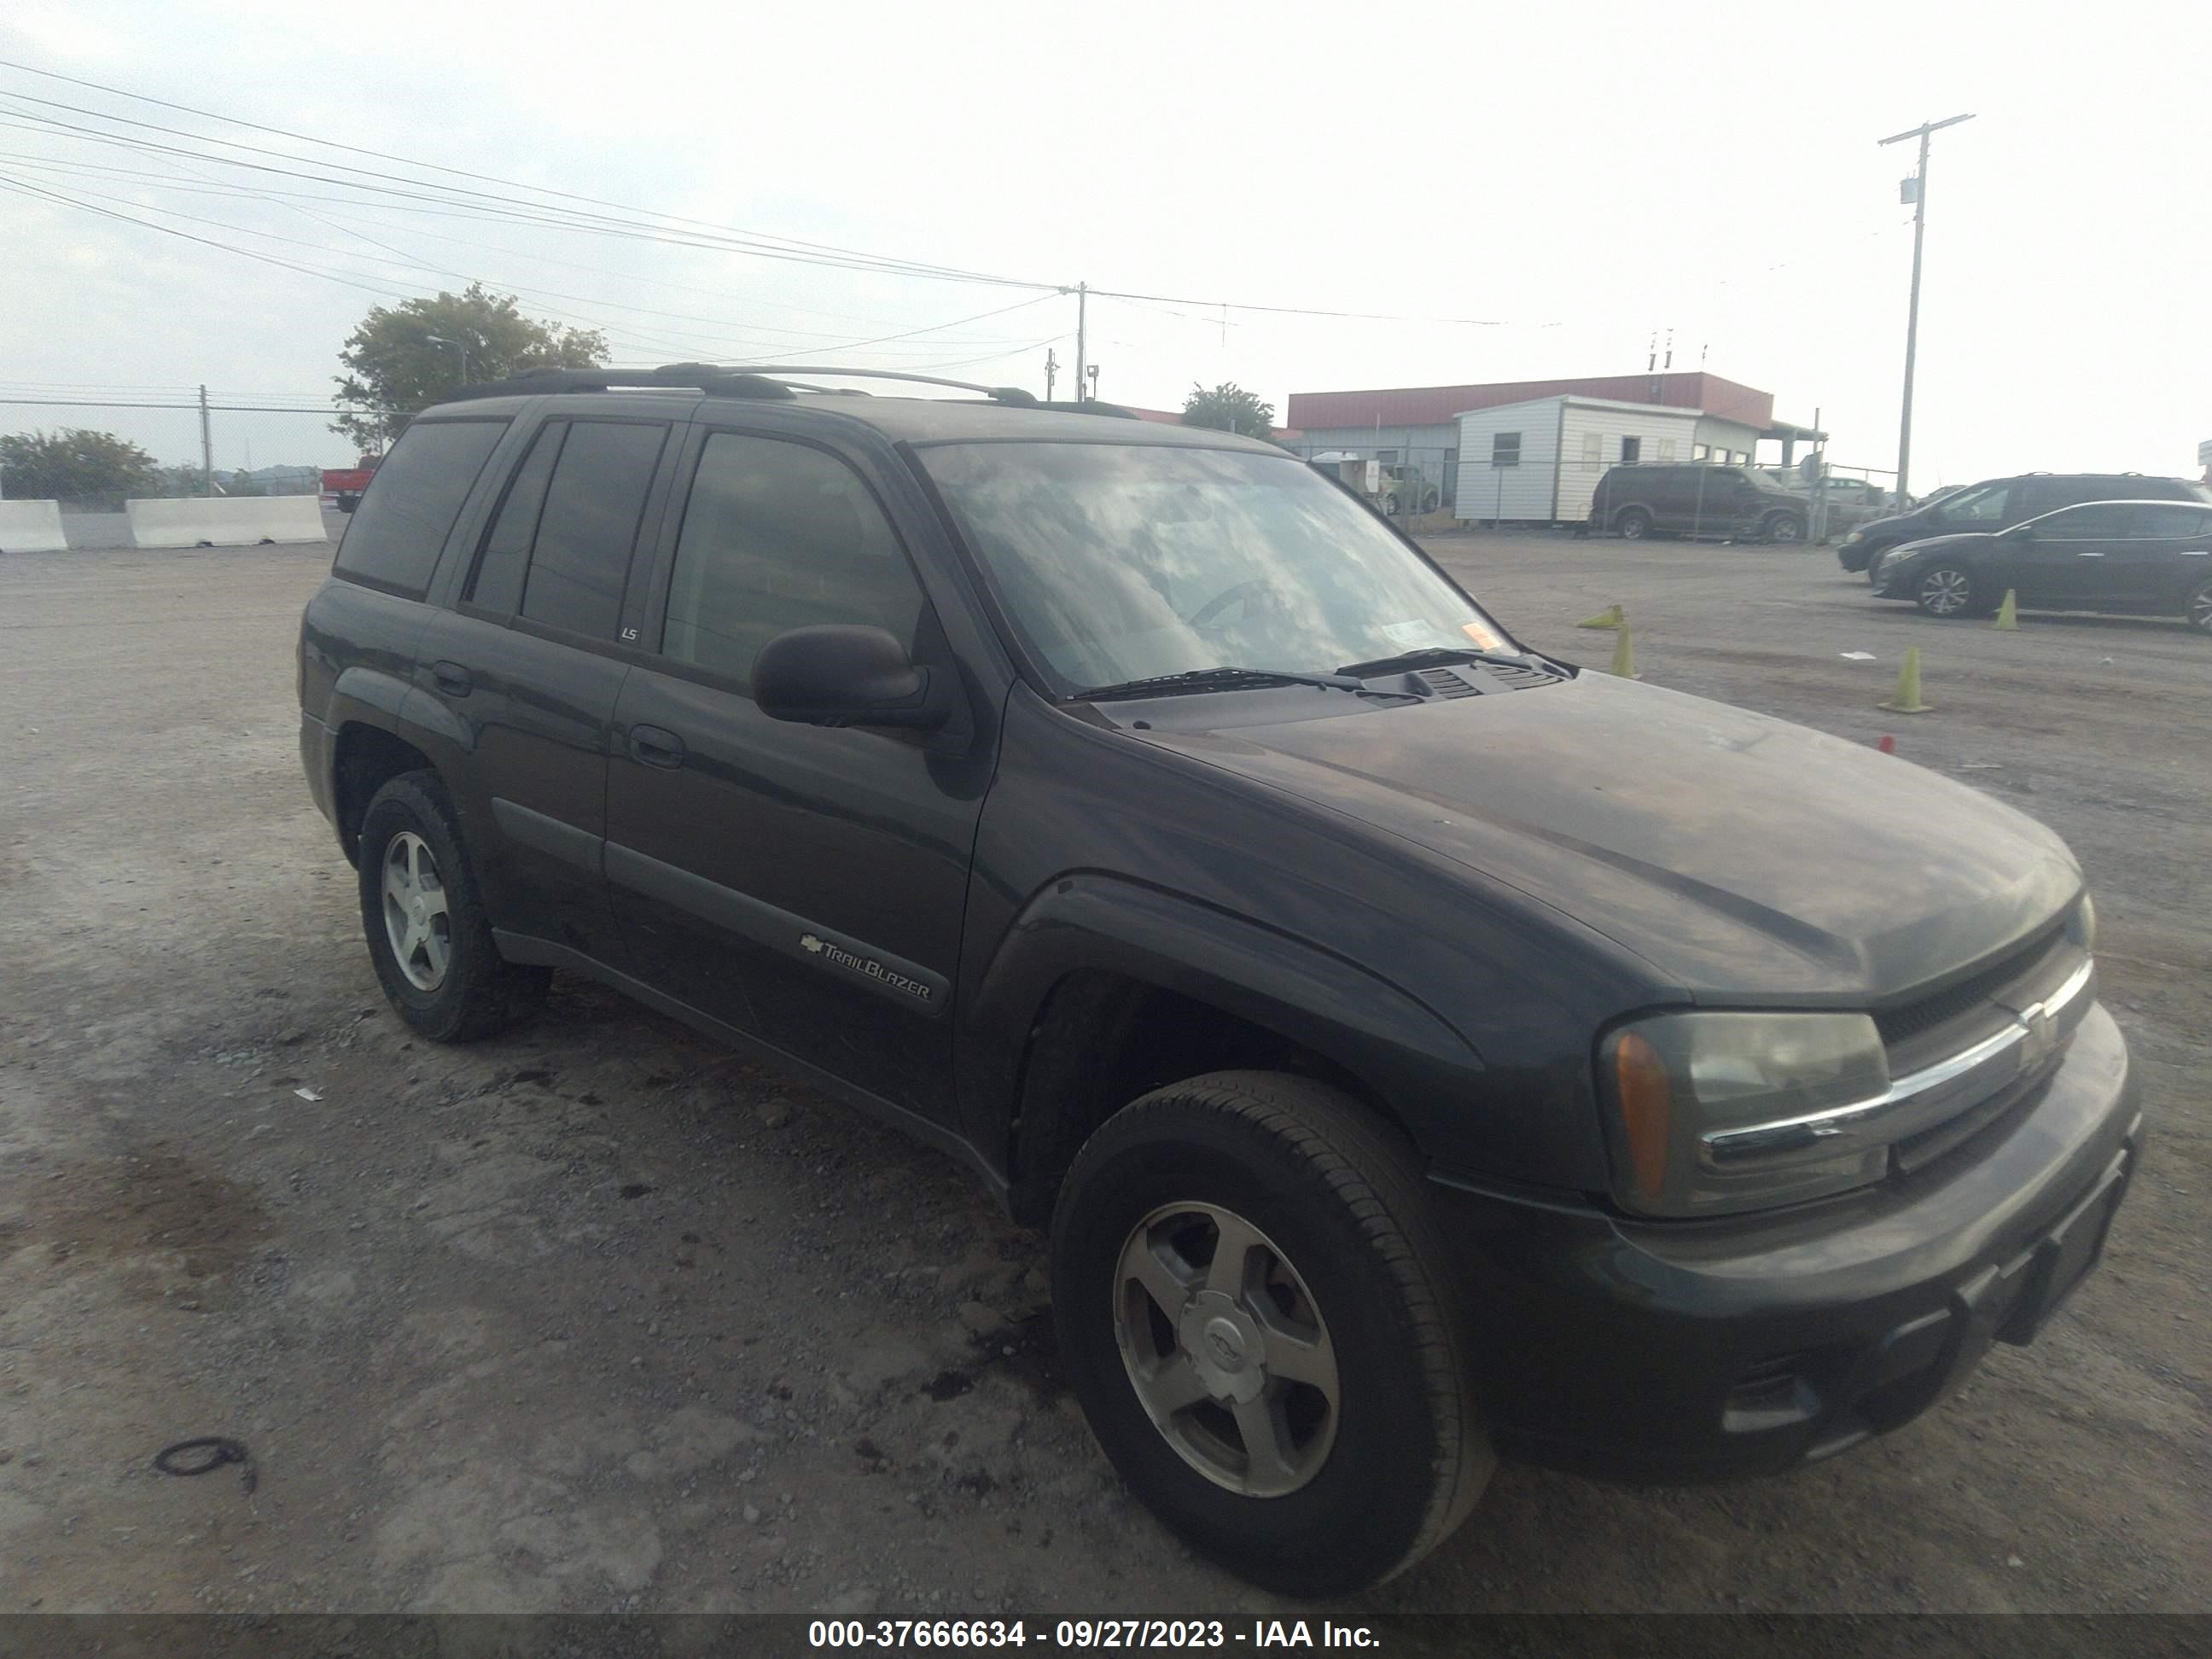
[1075,666,1367,702]
[1333,644,1535,678]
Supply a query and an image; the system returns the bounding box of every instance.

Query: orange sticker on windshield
[1462,620,1505,651]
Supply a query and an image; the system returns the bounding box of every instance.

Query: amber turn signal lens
[1614,1031,1672,1202]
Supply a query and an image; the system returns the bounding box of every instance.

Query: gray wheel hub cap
[381,830,452,992]
[1113,1202,1340,1498]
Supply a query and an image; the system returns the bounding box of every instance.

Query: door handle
[628,725,686,768]
[431,661,473,697]
[2075,551,2105,558]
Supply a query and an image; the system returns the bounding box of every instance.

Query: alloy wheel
[1920,568,1972,616]
[381,830,452,991]
[1113,1202,1341,1498]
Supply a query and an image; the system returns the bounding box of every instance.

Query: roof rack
[440,363,1149,417]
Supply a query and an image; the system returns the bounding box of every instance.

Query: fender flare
[323,667,474,857]
[959,873,1485,1201]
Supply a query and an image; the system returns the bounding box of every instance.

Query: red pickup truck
[320,457,381,514]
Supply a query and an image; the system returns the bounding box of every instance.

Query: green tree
[1181,381,1276,439]
[0,427,160,500]
[332,282,609,449]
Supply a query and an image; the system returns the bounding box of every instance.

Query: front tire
[1761,512,1805,544]
[1914,563,1984,619]
[2187,576,2212,634]
[357,771,549,1042]
[1615,507,1651,540]
[1051,1072,1490,1596]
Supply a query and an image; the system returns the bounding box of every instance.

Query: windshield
[919,441,1513,694]
[1932,481,2008,521]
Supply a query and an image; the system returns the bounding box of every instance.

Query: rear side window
[2136,504,2212,537]
[465,422,568,615]
[518,421,669,638]
[333,419,507,597]
[661,433,924,687]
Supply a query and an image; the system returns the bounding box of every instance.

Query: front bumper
[1836,540,1874,571]
[1429,1002,2140,1485]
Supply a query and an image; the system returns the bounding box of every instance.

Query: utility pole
[198,383,214,497]
[1044,346,1058,401]
[1072,282,1088,403]
[1879,113,1974,504]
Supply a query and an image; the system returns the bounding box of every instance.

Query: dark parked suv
[300,365,2139,1594]
[1588,463,1810,544]
[1837,471,2212,574]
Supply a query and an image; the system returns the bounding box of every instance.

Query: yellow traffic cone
[1576,603,1625,630]
[1879,646,1933,713]
[1607,623,1641,679]
[1991,589,2019,631]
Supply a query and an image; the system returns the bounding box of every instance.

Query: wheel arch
[326,666,469,865]
[962,875,1483,1227]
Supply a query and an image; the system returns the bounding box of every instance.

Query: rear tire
[2187,576,2212,634]
[1051,1071,1490,1596]
[1615,508,1651,540]
[357,771,550,1043]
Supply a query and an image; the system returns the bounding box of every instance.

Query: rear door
[413,413,679,963]
[2116,504,2212,611]
[602,423,995,1126]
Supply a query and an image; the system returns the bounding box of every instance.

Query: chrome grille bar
[1701,958,2093,1169]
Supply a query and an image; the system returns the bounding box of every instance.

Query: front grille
[1874,923,2063,1048]
[1875,923,2090,1170]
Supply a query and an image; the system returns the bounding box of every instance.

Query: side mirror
[753,626,952,730]
[2003,523,2034,542]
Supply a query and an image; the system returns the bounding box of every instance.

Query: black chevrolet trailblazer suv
[299,364,2140,1595]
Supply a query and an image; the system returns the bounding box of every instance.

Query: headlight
[2069,893,2096,953]
[1599,1012,1890,1217]
[1842,528,1865,546]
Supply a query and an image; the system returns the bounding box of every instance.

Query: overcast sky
[2,1,2205,488]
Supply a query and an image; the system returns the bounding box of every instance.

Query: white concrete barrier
[0,499,69,552]
[125,495,329,548]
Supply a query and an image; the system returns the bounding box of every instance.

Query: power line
[0,57,1045,288]
[0,87,1060,291]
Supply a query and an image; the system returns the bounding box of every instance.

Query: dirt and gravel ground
[1,530,2205,1618]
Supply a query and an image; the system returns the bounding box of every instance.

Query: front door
[602,428,993,1126]
[2005,503,2137,607]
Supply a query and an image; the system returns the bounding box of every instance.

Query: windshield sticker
[1462,619,1507,651]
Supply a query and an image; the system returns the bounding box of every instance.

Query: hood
[1887,531,1992,561]
[1141,673,2079,1002]
[1855,508,1934,540]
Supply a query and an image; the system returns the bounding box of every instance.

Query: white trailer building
[1452,396,1764,526]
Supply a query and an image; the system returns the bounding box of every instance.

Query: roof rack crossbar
[441,363,1153,418]
[707,364,1039,405]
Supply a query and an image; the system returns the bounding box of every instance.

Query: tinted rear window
[518,420,668,638]
[333,419,507,597]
